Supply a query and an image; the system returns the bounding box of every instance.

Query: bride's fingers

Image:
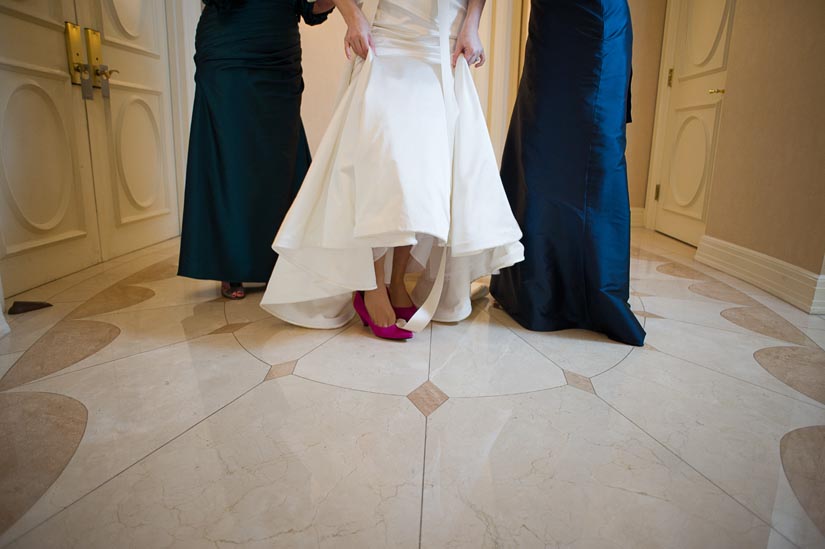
[476,50,486,68]
[344,39,352,60]
[352,37,364,59]
[451,39,466,67]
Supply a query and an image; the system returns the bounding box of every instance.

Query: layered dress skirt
[261,0,524,330]
[178,0,329,283]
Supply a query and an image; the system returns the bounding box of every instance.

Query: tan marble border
[722,307,812,346]
[0,321,120,391]
[0,392,87,535]
[754,346,825,406]
[780,426,825,537]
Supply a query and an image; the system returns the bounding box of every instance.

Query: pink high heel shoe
[353,292,413,340]
[392,305,419,323]
[388,287,418,322]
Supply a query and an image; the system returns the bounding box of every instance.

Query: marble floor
[1,230,824,548]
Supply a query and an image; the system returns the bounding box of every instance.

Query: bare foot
[388,282,414,308]
[364,288,396,327]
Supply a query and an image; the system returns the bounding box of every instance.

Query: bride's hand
[343,8,374,60]
[452,25,485,68]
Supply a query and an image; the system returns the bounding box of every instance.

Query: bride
[261,0,524,340]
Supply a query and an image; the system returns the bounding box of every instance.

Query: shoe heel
[353,291,413,341]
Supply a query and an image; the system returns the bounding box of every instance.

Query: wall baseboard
[695,236,825,315]
[631,208,646,228]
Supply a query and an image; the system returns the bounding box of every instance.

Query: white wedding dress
[261,0,524,330]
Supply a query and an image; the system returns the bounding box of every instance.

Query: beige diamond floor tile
[430,308,565,397]
[234,317,348,366]
[294,323,430,396]
[225,291,271,324]
[408,381,449,416]
[489,308,634,378]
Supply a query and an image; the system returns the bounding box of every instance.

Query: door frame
[643,0,680,230]
[164,0,199,226]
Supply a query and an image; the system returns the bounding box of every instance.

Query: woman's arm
[332,0,374,60]
[452,0,487,68]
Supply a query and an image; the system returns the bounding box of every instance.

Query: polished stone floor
[1,229,824,548]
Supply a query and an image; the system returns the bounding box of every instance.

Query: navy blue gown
[490,0,645,346]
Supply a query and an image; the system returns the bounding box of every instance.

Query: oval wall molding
[0,81,72,232]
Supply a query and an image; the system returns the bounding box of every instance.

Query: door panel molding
[101,0,161,58]
[0,1,66,30]
[0,56,71,80]
[661,101,722,222]
[0,68,90,256]
[678,0,733,81]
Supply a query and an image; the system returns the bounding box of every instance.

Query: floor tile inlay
[780,425,825,537]
[0,392,87,536]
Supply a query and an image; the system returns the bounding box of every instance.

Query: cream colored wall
[626,0,667,209]
[704,0,825,273]
[300,16,350,151]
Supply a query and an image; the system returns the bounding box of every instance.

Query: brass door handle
[97,68,120,80]
[95,65,118,98]
[708,88,726,94]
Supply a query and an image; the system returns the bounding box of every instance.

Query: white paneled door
[0,0,179,296]
[75,0,179,259]
[653,0,735,246]
[0,0,103,295]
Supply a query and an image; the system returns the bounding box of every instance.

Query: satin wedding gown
[261,0,524,331]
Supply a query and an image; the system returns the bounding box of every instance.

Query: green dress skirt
[178,0,330,283]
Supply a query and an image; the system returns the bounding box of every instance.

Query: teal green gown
[178,0,331,283]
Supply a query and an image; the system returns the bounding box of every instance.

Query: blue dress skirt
[490,0,646,346]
